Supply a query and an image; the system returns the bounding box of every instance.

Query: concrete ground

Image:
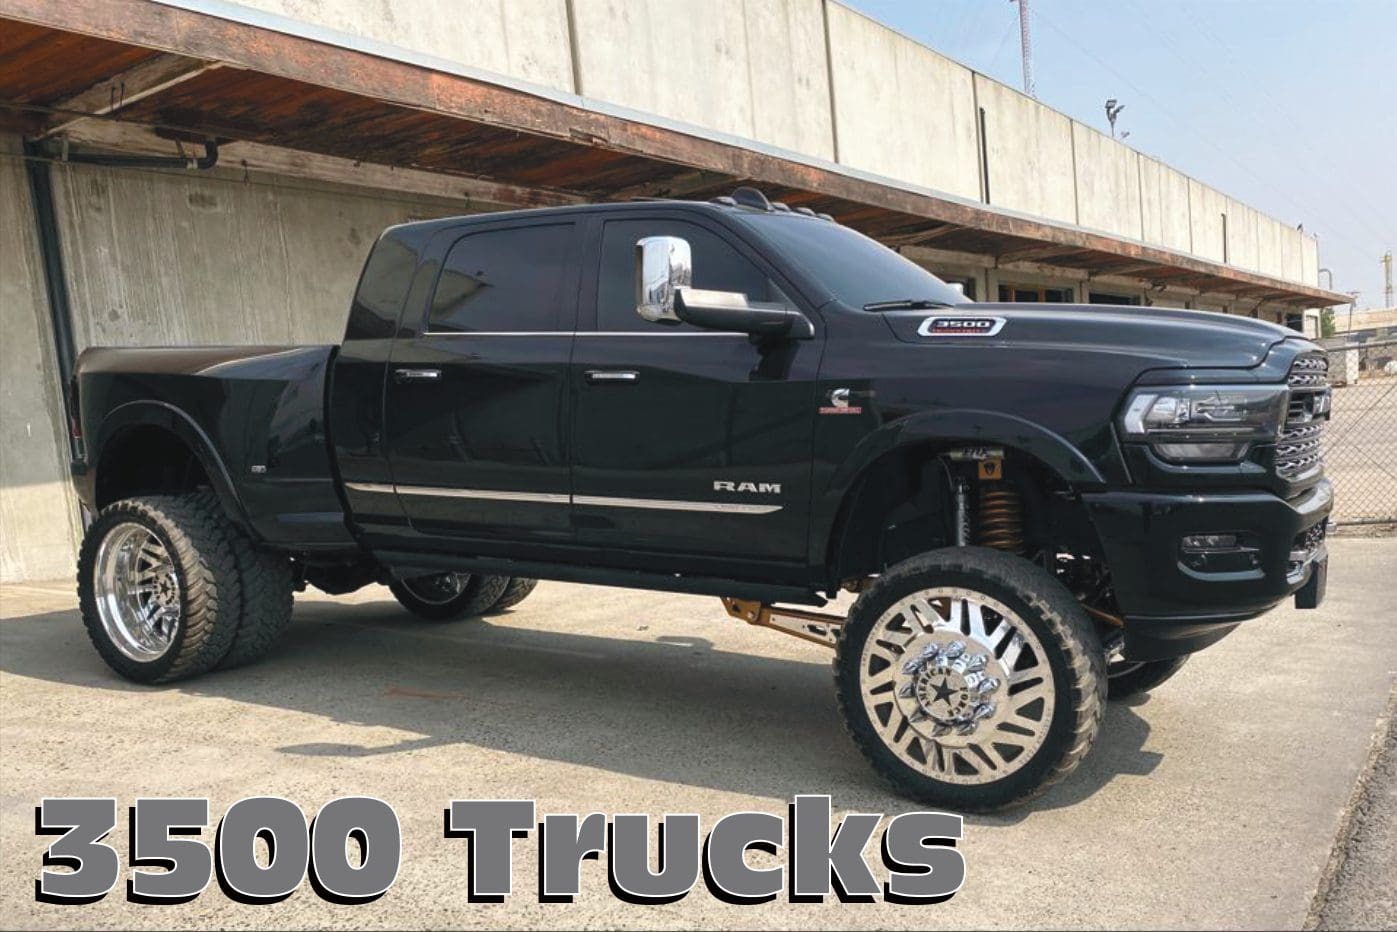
[1,538,1393,930]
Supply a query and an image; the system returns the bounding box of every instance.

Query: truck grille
[1276,354,1329,481]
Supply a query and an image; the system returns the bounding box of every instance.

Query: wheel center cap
[899,640,1003,735]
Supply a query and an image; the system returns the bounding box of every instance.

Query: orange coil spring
[978,483,1025,554]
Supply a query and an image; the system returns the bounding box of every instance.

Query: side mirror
[635,235,812,339]
[635,235,691,324]
[674,288,813,339]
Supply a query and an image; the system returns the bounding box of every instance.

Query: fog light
[1181,534,1239,552]
[1179,532,1262,576]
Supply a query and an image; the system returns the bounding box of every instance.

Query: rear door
[569,212,822,566]
[383,219,580,542]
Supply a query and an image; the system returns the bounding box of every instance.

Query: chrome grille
[1276,354,1329,481]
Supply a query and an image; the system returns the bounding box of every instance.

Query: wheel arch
[818,411,1110,585]
[93,401,255,538]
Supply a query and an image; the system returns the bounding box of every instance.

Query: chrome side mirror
[635,235,691,323]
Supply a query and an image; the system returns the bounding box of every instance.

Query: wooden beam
[610,169,735,201]
[61,118,585,208]
[995,244,1081,265]
[42,52,222,136]
[881,224,966,247]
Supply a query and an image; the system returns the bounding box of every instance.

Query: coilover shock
[977,482,1026,554]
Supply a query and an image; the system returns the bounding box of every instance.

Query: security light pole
[1105,99,1126,139]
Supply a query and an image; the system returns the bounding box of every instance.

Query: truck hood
[883,302,1296,370]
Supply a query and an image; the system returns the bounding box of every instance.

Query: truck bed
[74,345,353,549]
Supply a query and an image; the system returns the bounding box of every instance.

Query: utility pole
[1382,251,1393,307]
[1012,0,1035,98]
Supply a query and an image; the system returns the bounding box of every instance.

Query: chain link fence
[1320,337,1397,526]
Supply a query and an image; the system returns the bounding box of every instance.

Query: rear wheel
[78,495,242,684]
[834,547,1105,811]
[487,577,539,614]
[389,572,509,622]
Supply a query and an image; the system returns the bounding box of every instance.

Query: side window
[428,223,575,333]
[596,218,787,331]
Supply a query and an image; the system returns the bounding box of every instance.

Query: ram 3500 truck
[70,188,1332,810]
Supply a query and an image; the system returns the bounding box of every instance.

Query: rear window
[428,223,576,333]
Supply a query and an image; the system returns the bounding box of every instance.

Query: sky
[845,0,1397,309]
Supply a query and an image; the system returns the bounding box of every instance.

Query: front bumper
[1083,478,1332,660]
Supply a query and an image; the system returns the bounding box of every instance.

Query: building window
[998,284,1073,303]
[1089,291,1140,306]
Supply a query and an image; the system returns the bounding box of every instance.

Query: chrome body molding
[343,482,782,514]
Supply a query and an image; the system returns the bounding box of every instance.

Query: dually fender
[810,408,1109,568]
[93,400,257,539]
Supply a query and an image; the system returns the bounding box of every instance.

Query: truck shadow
[0,595,1162,821]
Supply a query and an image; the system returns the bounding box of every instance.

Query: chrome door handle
[585,370,639,383]
[394,367,442,382]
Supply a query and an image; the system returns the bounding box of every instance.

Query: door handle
[394,367,442,382]
[585,370,639,383]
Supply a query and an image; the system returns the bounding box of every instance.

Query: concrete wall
[974,73,1076,223]
[1071,121,1142,238]
[1188,179,1228,263]
[573,0,835,160]
[213,0,1316,286]
[1138,157,1192,254]
[0,136,84,582]
[231,0,576,90]
[825,3,979,199]
[53,165,466,350]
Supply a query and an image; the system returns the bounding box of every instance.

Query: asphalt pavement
[1,538,1393,930]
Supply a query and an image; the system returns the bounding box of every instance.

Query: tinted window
[597,218,788,331]
[732,212,966,310]
[428,223,575,333]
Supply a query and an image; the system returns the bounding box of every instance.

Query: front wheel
[1107,655,1188,700]
[389,572,509,622]
[834,547,1106,812]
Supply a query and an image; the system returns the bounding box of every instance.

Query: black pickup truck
[70,188,1331,810]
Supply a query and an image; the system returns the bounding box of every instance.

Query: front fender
[810,408,1109,569]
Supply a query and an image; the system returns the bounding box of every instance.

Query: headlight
[1119,384,1289,463]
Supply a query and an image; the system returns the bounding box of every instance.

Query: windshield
[732,212,968,310]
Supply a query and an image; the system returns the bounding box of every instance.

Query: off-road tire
[216,505,296,669]
[834,546,1106,812]
[390,573,510,622]
[486,577,539,614]
[77,494,242,684]
[1107,656,1188,700]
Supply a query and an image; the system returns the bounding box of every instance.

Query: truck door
[383,219,580,541]
[570,213,821,566]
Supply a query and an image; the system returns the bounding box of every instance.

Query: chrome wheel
[859,587,1055,785]
[399,572,470,605]
[93,522,182,662]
